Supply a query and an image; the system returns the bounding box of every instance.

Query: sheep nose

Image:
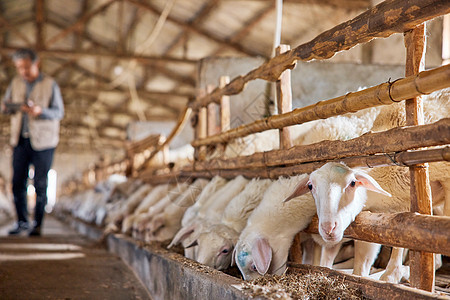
[321,221,337,236]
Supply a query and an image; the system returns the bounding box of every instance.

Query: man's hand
[21,100,42,117]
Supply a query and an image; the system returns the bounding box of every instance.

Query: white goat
[168,176,227,258]
[285,162,444,282]
[193,178,272,270]
[234,175,316,280]
[145,178,209,242]
[121,184,172,235]
[169,176,248,260]
[141,182,190,241]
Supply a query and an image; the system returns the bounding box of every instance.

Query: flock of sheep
[55,88,449,284]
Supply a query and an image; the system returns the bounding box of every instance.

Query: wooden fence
[139,0,450,295]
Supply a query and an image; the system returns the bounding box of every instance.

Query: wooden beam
[192,0,450,110]
[232,0,369,10]
[46,0,117,47]
[304,211,450,257]
[191,119,450,172]
[164,0,221,54]
[35,0,45,51]
[0,15,33,47]
[192,64,450,147]
[124,0,262,57]
[404,24,434,292]
[0,46,198,65]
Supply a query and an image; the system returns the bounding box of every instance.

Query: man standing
[1,48,64,236]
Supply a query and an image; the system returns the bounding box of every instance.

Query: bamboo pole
[192,64,450,147]
[192,119,450,172]
[303,211,450,257]
[404,24,434,292]
[190,0,450,110]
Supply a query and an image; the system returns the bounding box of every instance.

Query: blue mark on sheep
[237,251,249,267]
[335,165,347,174]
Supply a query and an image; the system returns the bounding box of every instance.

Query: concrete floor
[0,216,151,300]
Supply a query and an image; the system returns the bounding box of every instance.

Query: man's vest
[10,74,60,150]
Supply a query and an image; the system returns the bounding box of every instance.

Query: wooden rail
[304,212,450,257]
[192,64,450,147]
[191,119,450,172]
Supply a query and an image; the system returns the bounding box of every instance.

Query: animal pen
[68,0,450,299]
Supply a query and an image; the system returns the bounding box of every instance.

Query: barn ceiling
[0,0,370,152]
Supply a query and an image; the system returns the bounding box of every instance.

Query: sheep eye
[221,249,229,254]
[350,180,356,187]
[307,183,313,190]
[250,264,257,271]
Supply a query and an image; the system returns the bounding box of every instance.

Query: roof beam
[46,0,117,48]
[0,15,33,47]
[0,46,198,65]
[229,0,369,10]
[125,0,262,57]
[35,0,45,50]
[164,0,221,54]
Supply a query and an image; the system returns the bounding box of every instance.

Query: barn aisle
[0,215,151,300]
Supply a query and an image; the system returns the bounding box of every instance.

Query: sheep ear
[167,224,196,249]
[151,217,164,231]
[354,172,391,197]
[284,176,310,202]
[185,239,198,249]
[231,247,236,266]
[252,237,272,275]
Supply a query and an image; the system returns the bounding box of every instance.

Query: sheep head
[285,162,390,245]
[193,224,238,270]
[234,234,273,280]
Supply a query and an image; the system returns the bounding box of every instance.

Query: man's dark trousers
[12,136,54,227]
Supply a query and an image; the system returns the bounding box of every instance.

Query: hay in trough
[234,270,368,300]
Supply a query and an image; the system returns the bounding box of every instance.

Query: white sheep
[168,175,227,258]
[105,183,153,232]
[121,184,172,235]
[193,178,273,270]
[169,176,248,260]
[234,175,316,280]
[140,182,190,240]
[145,178,209,242]
[285,162,444,282]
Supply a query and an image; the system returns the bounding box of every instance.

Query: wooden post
[404,23,434,292]
[219,76,231,132]
[218,76,231,155]
[194,89,208,161]
[443,14,450,65]
[275,44,293,150]
[207,85,220,137]
[276,44,300,262]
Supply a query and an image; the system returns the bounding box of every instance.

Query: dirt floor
[0,216,152,300]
